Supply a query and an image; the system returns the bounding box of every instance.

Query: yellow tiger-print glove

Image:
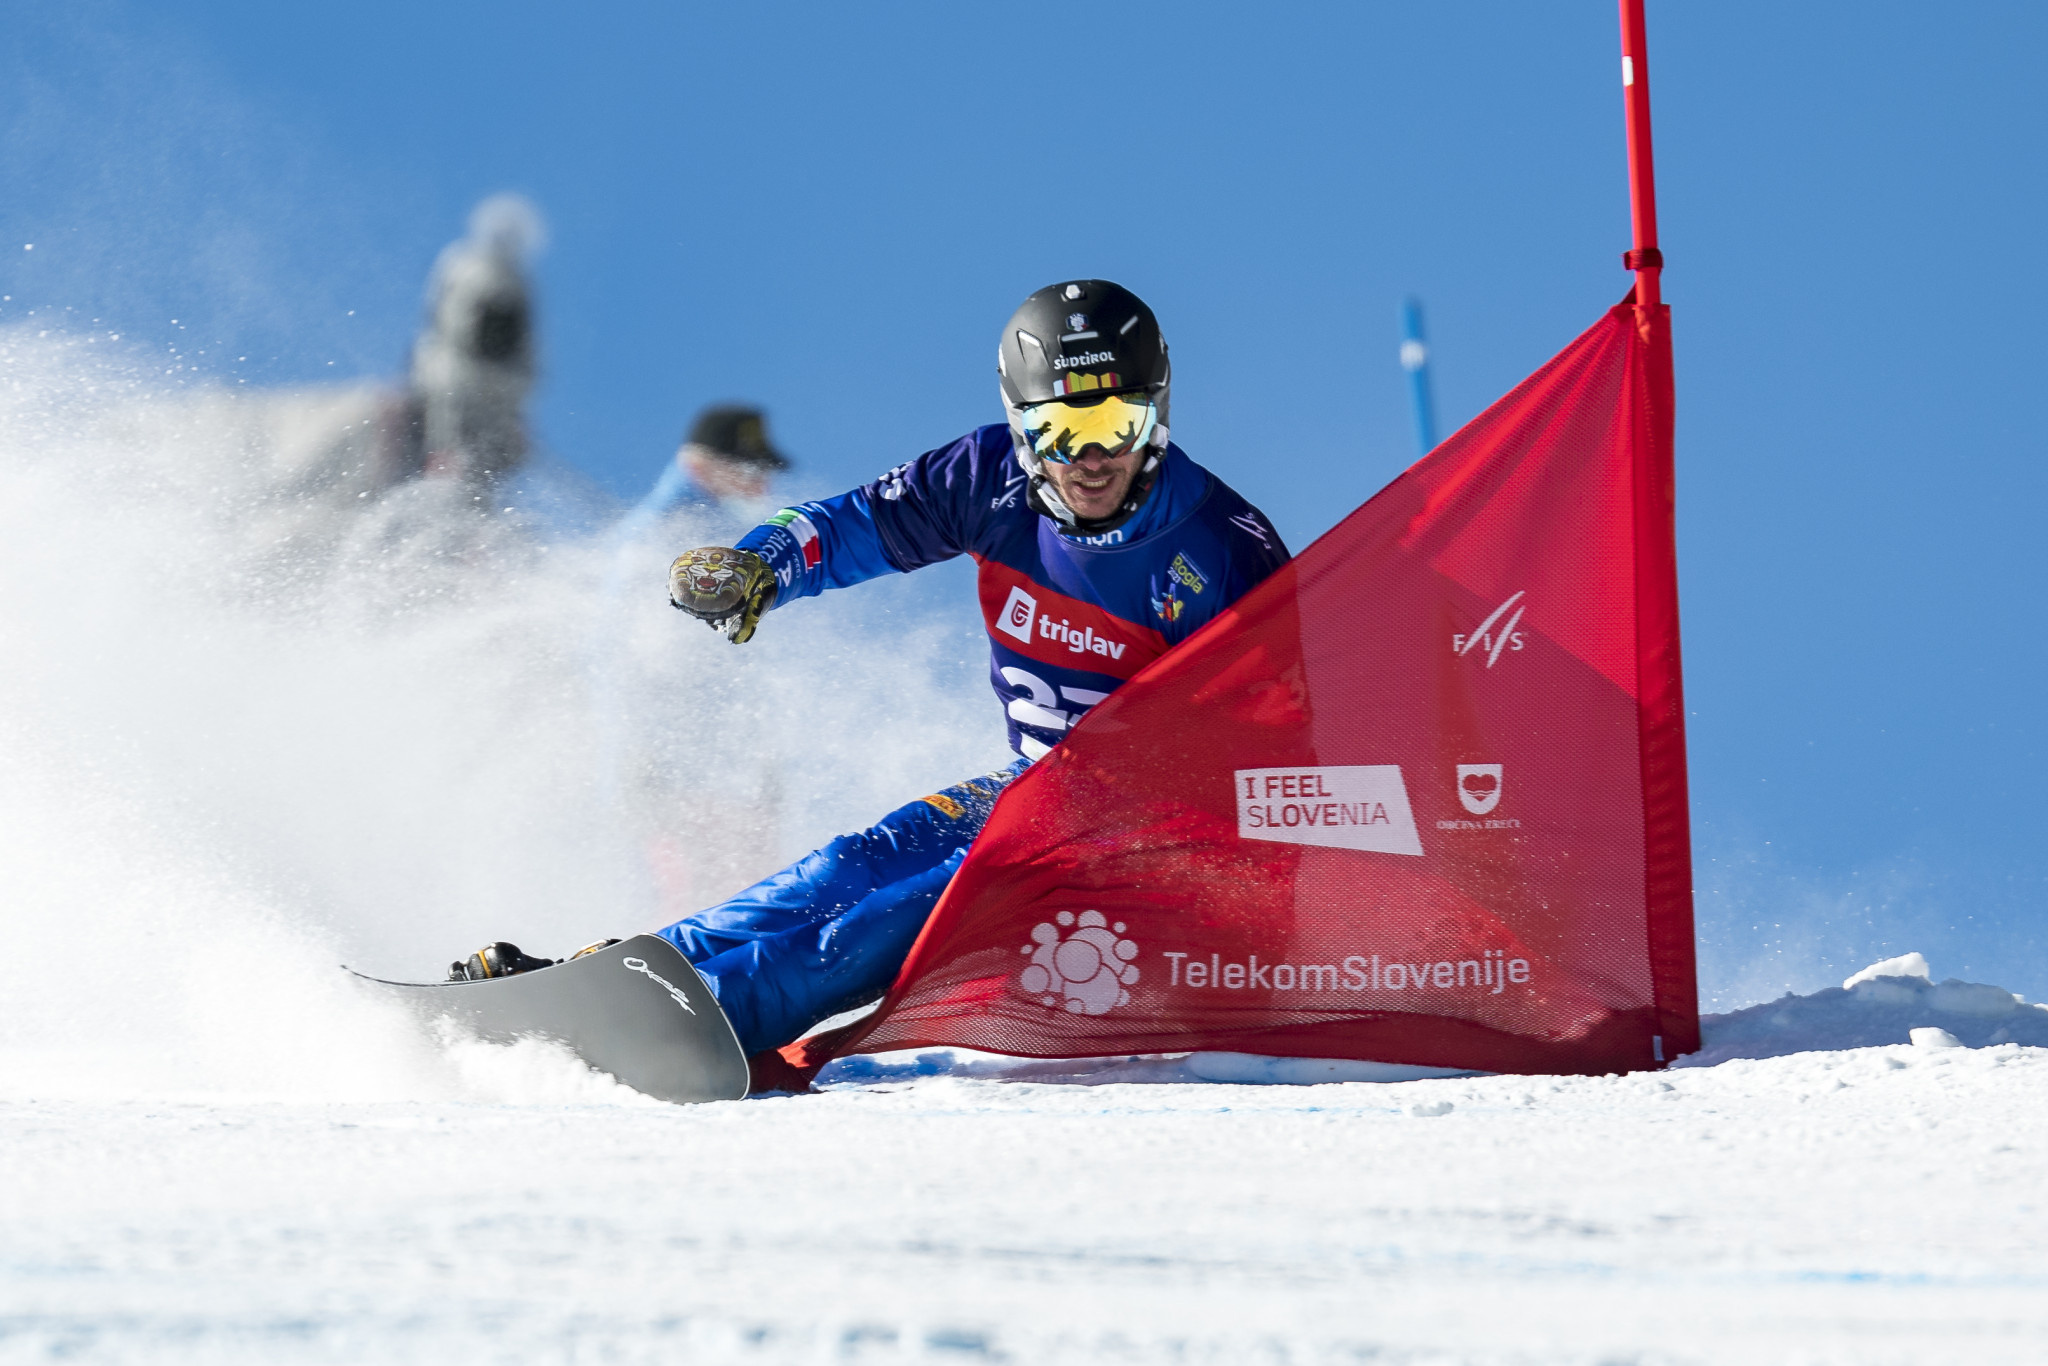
[668,546,778,644]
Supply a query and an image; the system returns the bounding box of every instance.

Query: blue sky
[4,2,2045,998]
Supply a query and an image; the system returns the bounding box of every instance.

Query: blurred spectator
[634,404,791,517]
[396,194,543,486]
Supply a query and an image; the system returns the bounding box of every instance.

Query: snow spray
[0,330,995,1103]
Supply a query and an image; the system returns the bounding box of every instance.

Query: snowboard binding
[448,942,555,981]
[447,938,623,982]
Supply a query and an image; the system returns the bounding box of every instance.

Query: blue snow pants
[656,759,1030,1056]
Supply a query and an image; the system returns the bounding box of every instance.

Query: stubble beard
[1045,454,1138,521]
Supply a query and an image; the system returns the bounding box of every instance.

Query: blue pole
[1399,297,1438,459]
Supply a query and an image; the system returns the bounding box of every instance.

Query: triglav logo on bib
[1456,764,1503,815]
[995,585,1037,644]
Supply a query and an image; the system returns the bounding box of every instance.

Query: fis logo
[996,585,1038,645]
[1228,512,1274,549]
[1453,591,1527,667]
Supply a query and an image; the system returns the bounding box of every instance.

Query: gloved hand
[668,546,778,644]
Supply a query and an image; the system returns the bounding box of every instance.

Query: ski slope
[6,989,2048,1364]
[2,334,2045,1363]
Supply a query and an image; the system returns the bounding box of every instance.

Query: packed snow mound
[816,951,2045,1089]
[1680,952,2048,1068]
[1842,950,1931,987]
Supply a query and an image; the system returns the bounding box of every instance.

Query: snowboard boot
[565,938,622,961]
[448,942,557,982]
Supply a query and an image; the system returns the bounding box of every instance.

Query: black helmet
[997,280,1171,532]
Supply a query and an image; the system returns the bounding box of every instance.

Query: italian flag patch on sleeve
[765,509,823,569]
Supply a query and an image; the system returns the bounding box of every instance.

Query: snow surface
[3,336,2046,1363]
[7,1018,2048,1364]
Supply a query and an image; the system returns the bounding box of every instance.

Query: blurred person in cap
[629,404,792,521]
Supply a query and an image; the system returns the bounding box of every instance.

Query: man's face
[684,447,770,502]
[1040,443,1142,522]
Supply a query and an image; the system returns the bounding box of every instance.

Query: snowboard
[349,934,751,1104]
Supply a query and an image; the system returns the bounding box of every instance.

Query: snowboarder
[455,280,1290,1070]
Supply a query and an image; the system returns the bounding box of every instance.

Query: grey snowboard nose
[355,935,750,1104]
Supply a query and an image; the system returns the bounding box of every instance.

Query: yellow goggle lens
[1020,393,1157,464]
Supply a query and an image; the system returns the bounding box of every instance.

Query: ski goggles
[1018,392,1158,464]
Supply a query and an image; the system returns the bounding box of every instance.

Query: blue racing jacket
[737,424,1290,759]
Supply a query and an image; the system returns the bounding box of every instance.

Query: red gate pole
[1619,0,1662,308]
